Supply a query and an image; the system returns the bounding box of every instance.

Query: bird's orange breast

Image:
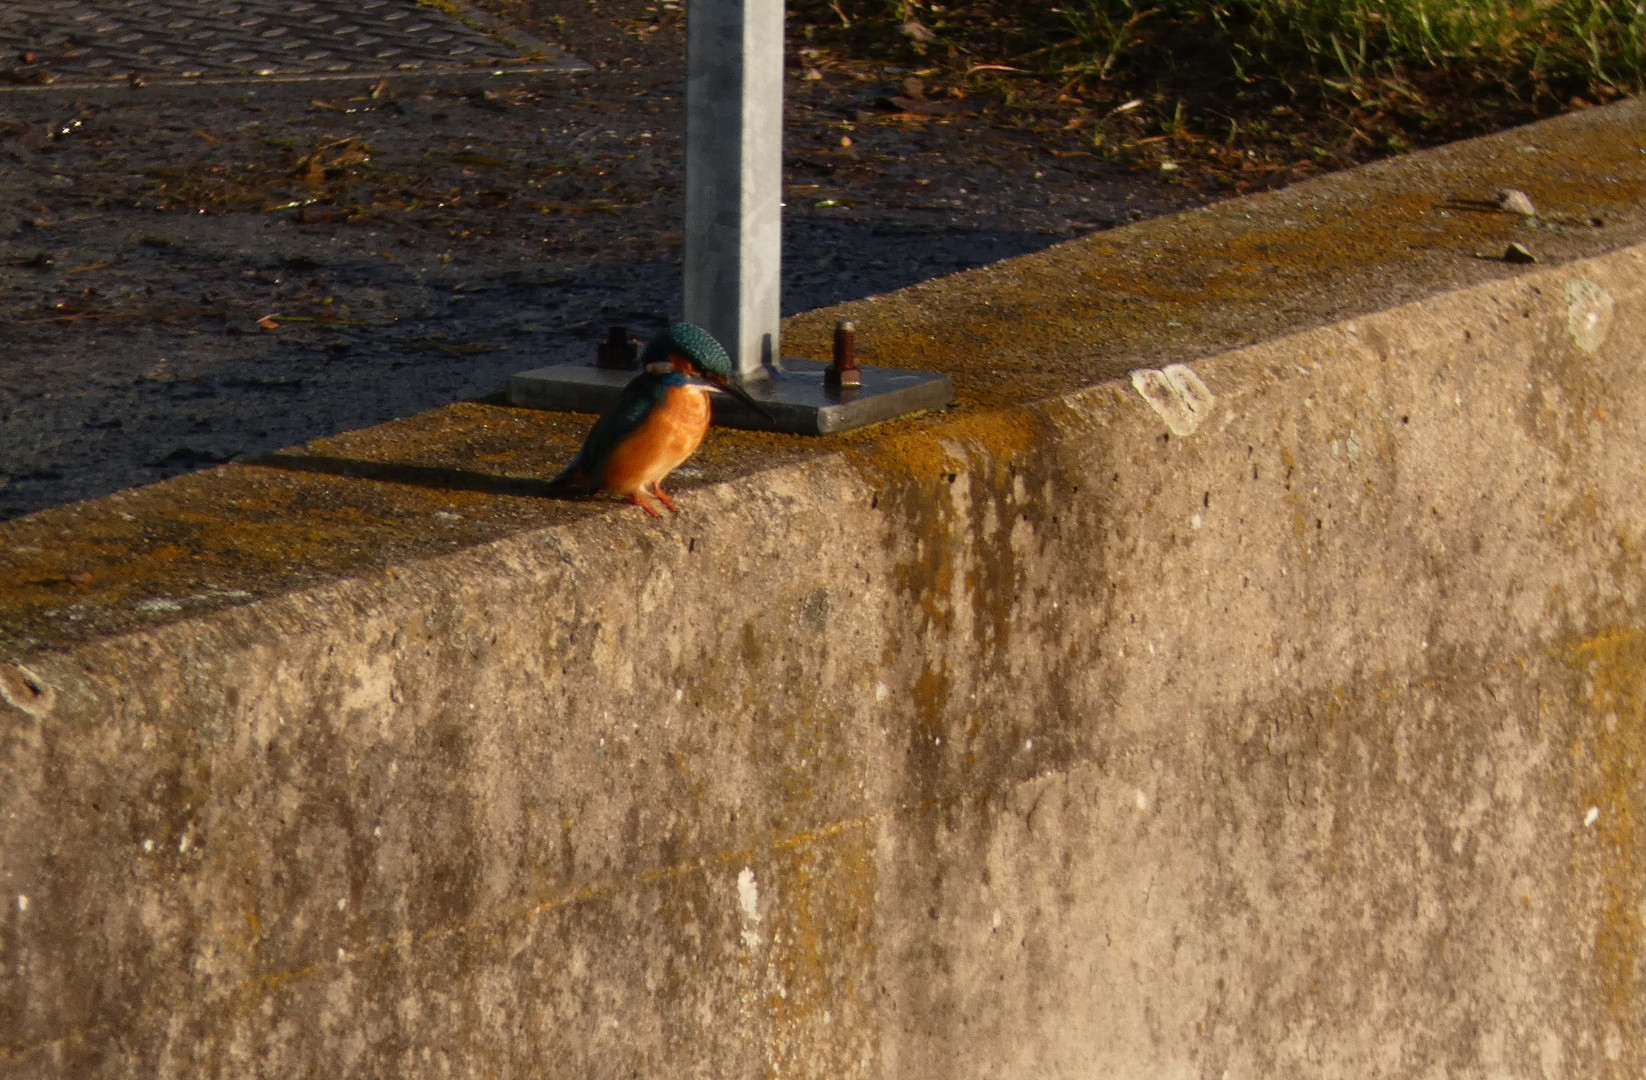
[600,384,712,496]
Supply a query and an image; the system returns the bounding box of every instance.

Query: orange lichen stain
[1581,486,1602,522]
[243,903,262,949]
[882,446,982,648]
[912,662,950,740]
[893,527,954,644]
[851,405,1047,484]
[670,749,710,804]
[774,702,831,828]
[762,827,878,1079]
[957,465,1030,667]
[1563,625,1645,1071]
[0,402,641,654]
[781,155,1629,412]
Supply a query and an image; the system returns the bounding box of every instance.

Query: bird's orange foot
[652,484,679,514]
[626,493,663,518]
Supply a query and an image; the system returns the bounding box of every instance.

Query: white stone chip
[1495,188,1537,216]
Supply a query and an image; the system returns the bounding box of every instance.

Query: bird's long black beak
[704,371,775,421]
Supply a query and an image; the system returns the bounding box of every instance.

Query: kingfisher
[547,323,767,517]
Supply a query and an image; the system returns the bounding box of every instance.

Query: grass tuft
[789,0,1637,194]
[796,0,1644,95]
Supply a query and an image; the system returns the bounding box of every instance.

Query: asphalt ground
[0,2,1210,521]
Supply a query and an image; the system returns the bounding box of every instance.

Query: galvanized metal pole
[507,0,953,433]
[683,0,785,382]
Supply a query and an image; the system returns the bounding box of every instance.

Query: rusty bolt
[826,319,862,390]
[597,324,641,370]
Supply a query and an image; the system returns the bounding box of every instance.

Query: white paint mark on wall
[1584,806,1600,828]
[1135,789,1150,812]
[737,868,760,920]
[737,867,762,949]
[1131,364,1214,436]
[16,895,26,912]
[1565,278,1615,354]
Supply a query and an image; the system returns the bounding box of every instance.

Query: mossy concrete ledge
[3,101,1646,1078]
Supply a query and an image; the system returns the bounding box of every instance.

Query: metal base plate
[508,358,954,436]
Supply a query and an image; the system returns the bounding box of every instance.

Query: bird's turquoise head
[642,323,733,379]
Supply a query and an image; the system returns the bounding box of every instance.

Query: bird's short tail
[545,465,593,497]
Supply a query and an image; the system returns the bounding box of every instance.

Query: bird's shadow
[248,451,574,500]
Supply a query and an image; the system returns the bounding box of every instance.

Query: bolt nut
[826,319,862,390]
[598,324,641,370]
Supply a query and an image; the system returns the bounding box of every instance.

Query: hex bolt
[827,319,862,390]
[598,324,641,370]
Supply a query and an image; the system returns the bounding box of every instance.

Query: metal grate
[0,0,575,83]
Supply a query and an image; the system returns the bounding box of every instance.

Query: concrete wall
[3,107,1646,1077]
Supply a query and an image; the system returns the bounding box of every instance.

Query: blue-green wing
[551,372,672,489]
